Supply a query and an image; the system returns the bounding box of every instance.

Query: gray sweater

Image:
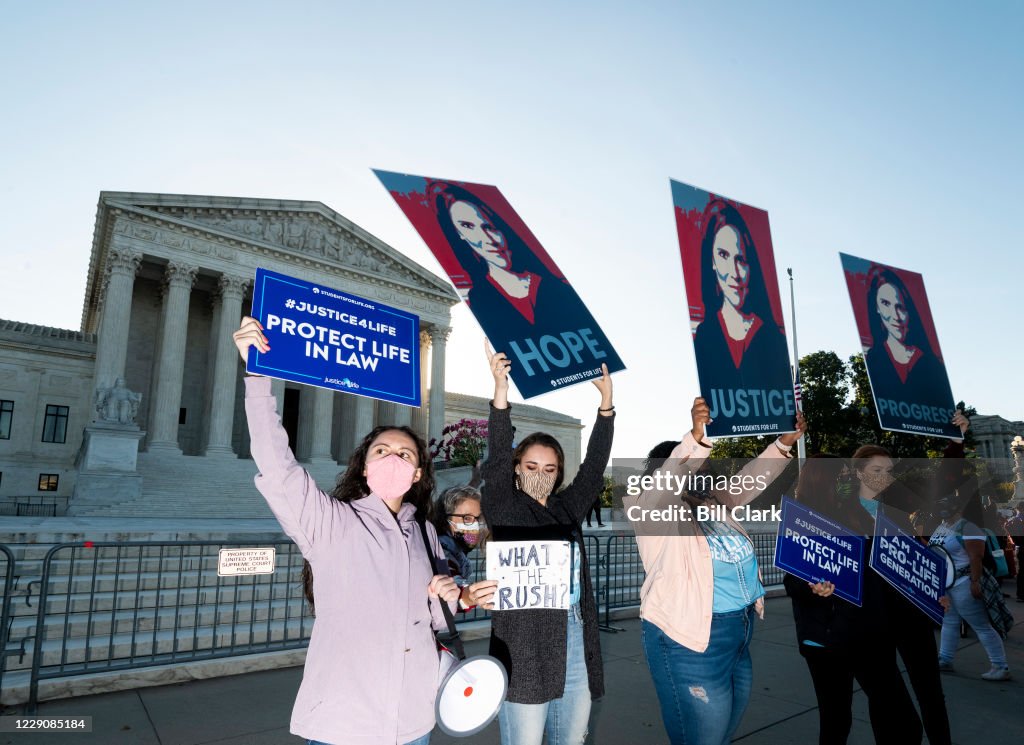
[482,403,614,704]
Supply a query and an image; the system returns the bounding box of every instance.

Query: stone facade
[972,414,1023,483]
[443,392,584,480]
[0,192,584,515]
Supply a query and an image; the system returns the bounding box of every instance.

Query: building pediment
[83,192,459,330]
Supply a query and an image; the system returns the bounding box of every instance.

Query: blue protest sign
[773,497,865,606]
[869,505,945,624]
[247,268,420,406]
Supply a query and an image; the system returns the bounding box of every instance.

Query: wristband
[774,438,794,453]
[599,406,615,412]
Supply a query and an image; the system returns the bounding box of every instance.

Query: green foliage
[600,475,616,508]
[710,350,978,460]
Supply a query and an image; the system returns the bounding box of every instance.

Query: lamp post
[1012,435,1024,507]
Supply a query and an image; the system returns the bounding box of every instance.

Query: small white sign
[486,540,572,610]
[217,548,276,577]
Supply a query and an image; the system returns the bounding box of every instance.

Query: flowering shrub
[429,418,489,467]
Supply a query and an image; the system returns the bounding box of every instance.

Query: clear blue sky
[2,1,1021,459]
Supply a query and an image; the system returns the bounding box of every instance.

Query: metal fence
[7,528,782,711]
[0,544,14,695]
[26,540,313,710]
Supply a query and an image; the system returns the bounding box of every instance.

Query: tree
[798,351,857,455]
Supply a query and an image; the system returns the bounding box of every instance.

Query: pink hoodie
[245,376,451,744]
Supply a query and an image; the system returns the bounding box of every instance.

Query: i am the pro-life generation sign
[773,497,865,606]
[870,505,946,624]
[486,540,572,610]
[247,268,421,406]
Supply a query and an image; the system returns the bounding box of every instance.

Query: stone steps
[69,452,346,518]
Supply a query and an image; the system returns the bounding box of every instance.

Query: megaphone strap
[418,519,468,661]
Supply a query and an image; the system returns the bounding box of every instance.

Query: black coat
[481,403,613,703]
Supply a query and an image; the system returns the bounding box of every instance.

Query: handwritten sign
[773,497,865,606]
[869,506,945,624]
[247,267,420,406]
[486,540,571,610]
[217,548,276,577]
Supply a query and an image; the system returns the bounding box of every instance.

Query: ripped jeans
[642,606,756,745]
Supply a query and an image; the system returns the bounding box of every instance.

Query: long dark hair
[512,432,565,494]
[301,425,435,613]
[430,181,557,288]
[699,198,775,326]
[865,266,931,354]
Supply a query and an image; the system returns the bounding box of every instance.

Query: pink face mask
[365,454,417,501]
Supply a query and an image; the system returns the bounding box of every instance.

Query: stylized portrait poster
[375,169,625,399]
[839,253,959,439]
[671,179,796,438]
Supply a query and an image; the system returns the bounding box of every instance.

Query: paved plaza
[3,596,1020,745]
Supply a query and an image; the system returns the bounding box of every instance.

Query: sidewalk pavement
[3,596,1020,745]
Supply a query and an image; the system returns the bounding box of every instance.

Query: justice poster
[839,253,959,439]
[375,170,625,399]
[671,179,796,438]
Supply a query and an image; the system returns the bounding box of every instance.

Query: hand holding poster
[773,497,865,606]
[486,540,572,610]
[375,169,625,399]
[839,253,959,439]
[247,268,420,405]
[670,179,796,438]
[870,504,946,624]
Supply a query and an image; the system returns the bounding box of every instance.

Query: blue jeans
[498,604,591,745]
[308,737,429,745]
[642,605,756,745]
[939,579,1008,668]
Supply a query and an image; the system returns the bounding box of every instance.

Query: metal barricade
[27,540,312,711]
[0,544,14,696]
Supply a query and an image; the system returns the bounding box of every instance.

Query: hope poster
[247,268,420,406]
[840,253,959,439]
[869,505,946,625]
[375,169,625,399]
[486,540,572,610]
[671,179,796,438]
[773,497,865,606]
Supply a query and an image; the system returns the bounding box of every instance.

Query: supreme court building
[0,192,582,516]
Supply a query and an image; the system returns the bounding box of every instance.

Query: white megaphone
[436,648,508,737]
[416,520,508,737]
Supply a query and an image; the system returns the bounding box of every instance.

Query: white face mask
[516,469,557,501]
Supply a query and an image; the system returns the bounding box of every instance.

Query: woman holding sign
[849,410,971,745]
[475,341,613,745]
[625,398,804,745]
[233,316,494,745]
[785,456,923,744]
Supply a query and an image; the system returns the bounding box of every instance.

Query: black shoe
[598,523,606,527]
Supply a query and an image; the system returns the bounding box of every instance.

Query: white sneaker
[981,666,1011,681]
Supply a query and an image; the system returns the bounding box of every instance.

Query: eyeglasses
[448,513,484,525]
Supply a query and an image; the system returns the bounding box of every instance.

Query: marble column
[377,401,398,426]
[307,387,336,463]
[412,329,431,438]
[393,405,412,428]
[428,325,451,446]
[338,394,357,461]
[205,274,249,456]
[266,378,285,414]
[92,248,142,406]
[353,395,376,450]
[147,261,198,453]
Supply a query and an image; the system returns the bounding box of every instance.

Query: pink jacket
[245,376,451,745]
[623,432,791,652]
